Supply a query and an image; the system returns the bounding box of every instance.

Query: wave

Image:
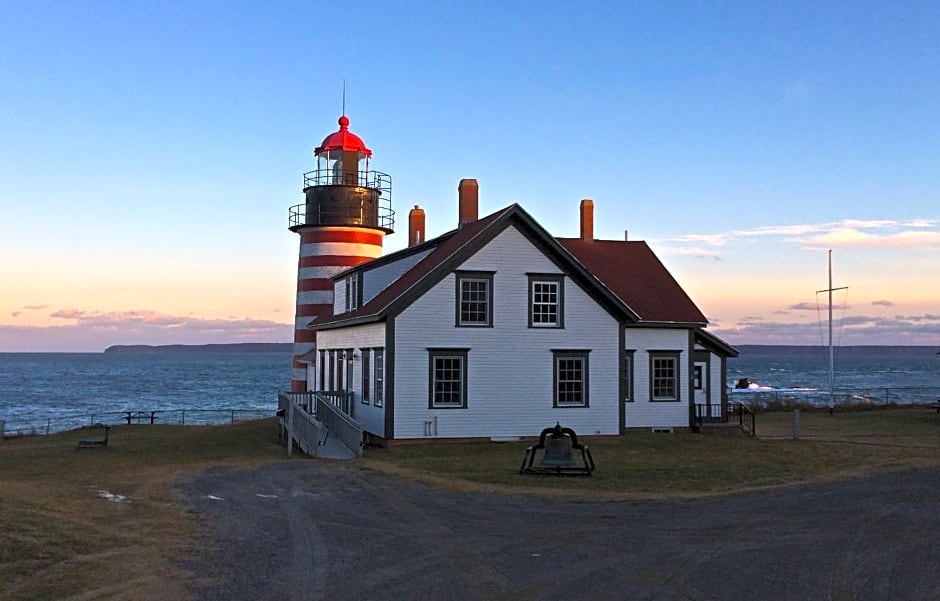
[730,385,818,394]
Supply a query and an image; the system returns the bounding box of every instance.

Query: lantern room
[289,115,394,233]
[315,114,371,185]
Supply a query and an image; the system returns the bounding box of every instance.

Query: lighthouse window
[455,271,493,327]
[528,274,564,328]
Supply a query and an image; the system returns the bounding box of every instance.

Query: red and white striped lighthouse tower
[287,115,394,391]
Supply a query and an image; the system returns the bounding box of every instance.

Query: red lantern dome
[314,115,372,158]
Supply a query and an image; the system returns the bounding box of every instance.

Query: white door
[693,362,716,418]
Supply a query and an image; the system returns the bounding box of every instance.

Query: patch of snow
[97,490,127,503]
[206,495,224,501]
[255,493,278,499]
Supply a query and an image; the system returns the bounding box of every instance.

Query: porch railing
[277,393,322,457]
[277,391,362,458]
[735,402,756,436]
[317,390,353,416]
[315,393,363,457]
[695,402,755,436]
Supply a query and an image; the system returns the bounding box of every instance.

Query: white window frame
[650,352,680,402]
[553,349,589,408]
[528,274,564,328]
[373,348,384,408]
[428,348,469,409]
[455,272,493,327]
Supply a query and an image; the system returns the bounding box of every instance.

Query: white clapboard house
[307,180,737,441]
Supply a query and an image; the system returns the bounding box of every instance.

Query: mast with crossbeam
[816,249,847,415]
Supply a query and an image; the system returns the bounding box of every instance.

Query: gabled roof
[312,203,713,331]
[556,238,708,325]
[312,204,631,330]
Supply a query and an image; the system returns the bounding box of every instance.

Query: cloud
[871,299,894,307]
[22,305,48,310]
[801,229,940,249]
[11,311,21,317]
[711,313,940,346]
[772,310,790,315]
[1,308,294,351]
[655,218,940,255]
[49,308,288,333]
[788,302,819,311]
[646,245,723,262]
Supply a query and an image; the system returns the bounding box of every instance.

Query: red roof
[317,208,511,328]
[557,238,708,324]
[312,205,708,330]
[315,115,372,158]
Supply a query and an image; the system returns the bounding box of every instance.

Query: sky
[1,1,938,351]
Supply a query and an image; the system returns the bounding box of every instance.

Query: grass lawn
[0,418,285,601]
[363,406,940,497]
[1,407,937,600]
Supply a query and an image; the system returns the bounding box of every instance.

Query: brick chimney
[458,179,479,227]
[408,205,426,247]
[580,198,594,241]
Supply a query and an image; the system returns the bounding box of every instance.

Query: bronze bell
[539,431,576,468]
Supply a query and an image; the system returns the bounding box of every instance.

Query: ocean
[729,345,940,408]
[0,351,293,435]
[1,347,938,436]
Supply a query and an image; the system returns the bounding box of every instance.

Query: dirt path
[177,462,940,600]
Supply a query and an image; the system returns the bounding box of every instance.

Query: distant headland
[104,343,292,353]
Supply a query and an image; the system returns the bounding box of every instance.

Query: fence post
[46,418,51,435]
[287,404,294,458]
[231,410,235,424]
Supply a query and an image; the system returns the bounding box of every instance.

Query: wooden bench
[125,411,158,424]
[77,425,110,449]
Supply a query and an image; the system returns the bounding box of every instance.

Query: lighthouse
[288,115,394,392]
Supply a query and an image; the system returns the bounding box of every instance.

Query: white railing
[315,393,363,458]
[277,391,363,458]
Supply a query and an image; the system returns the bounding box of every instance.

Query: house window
[553,350,589,407]
[693,365,703,390]
[624,351,635,402]
[455,272,493,327]
[528,274,564,328]
[428,348,469,409]
[374,348,384,408]
[345,275,360,312]
[650,352,680,401]
[361,348,371,404]
[345,349,354,392]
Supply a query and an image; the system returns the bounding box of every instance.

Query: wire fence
[731,386,939,411]
[1,408,275,438]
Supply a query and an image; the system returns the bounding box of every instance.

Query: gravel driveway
[177,462,940,600]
